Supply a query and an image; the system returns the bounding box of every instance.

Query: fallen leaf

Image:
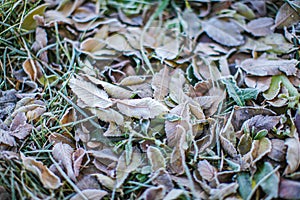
[237,133,252,155]
[94,173,116,191]
[89,108,124,125]
[21,153,61,189]
[240,58,298,76]
[70,189,108,200]
[151,66,170,101]
[22,58,43,81]
[203,18,244,46]
[284,137,300,175]
[72,148,85,177]
[155,39,179,60]
[140,185,166,200]
[0,129,16,146]
[182,9,202,38]
[251,137,272,164]
[197,160,217,181]
[245,17,274,36]
[268,139,286,162]
[106,34,133,52]
[273,1,300,29]
[85,74,133,99]
[147,146,166,172]
[60,107,77,125]
[232,2,255,20]
[69,77,113,109]
[209,182,239,200]
[9,112,32,139]
[279,178,300,199]
[52,142,76,181]
[117,98,168,119]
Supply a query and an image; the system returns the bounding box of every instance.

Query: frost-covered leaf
[222,78,259,106]
[240,58,298,76]
[89,107,124,125]
[279,178,300,199]
[251,137,272,164]
[60,107,76,125]
[21,153,61,189]
[245,17,274,36]
[106,34,133,51]
[70,189,108,200]
[237,172,252,200]
[203,18,244,46]
[140,185,166,200]
[0,129,15,146]
[117,98,168,119]
[147,146,166,172]
[151,66,170,101]
[52,142,76,181]
[85,75,133,99]
[284,137,300,175]
[273,2,300,29]
[69,77,113,109]
[155,39,179,60]
[197,160,217,181]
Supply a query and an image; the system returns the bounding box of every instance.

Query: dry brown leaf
[94,173,116,191]
[244,76,272,92]
[72,148,85,177]
[155,39,179,60]
[147,146,166,172]
[52,142,76,181]
[284,137,300,175]
[164,189,186,200]
[165,103,191,147]
[21,153,61,189]
[268,139,286,162]
[116,98,168,119]
[9,112,32,139]
[22,58,43,81]
[151,169,174,192]
[151,66,170,101]
[273,2,300,29]
[220,134,238,158]
[197,160,217,181]
[60,107,77,125]
[182,9,202,38]
[170,125,186,175]
[279,178,300,199]
[70,189,108,200]
[69,77,113,109]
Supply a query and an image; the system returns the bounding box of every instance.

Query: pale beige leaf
[116,149,143,188]
[151,66,170,101]
[0,129,16,146]
[246,17,274,36]
[117,98,168,119]
[155,39,179,60]
[284,137,300,175]
[85,74,133,99]
[21,153,61,189]
[52,142,76,181]
[94,174,116,191]
[23,58,43,81]
[203,18,244,46]
[106,34,133,51]
[72,148,85,177]
[147,146,166,172]
[251,137,272,164]
[240,58,298,76]
[70,189,108,200]
[69,77,113,109]
[89,107,124,125]
[80,38,106,53]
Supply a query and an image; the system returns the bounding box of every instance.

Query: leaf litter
[1,0,300,199]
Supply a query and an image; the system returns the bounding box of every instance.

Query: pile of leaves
[1,0,300,199]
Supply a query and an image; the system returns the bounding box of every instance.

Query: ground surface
[1,0,300,199]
